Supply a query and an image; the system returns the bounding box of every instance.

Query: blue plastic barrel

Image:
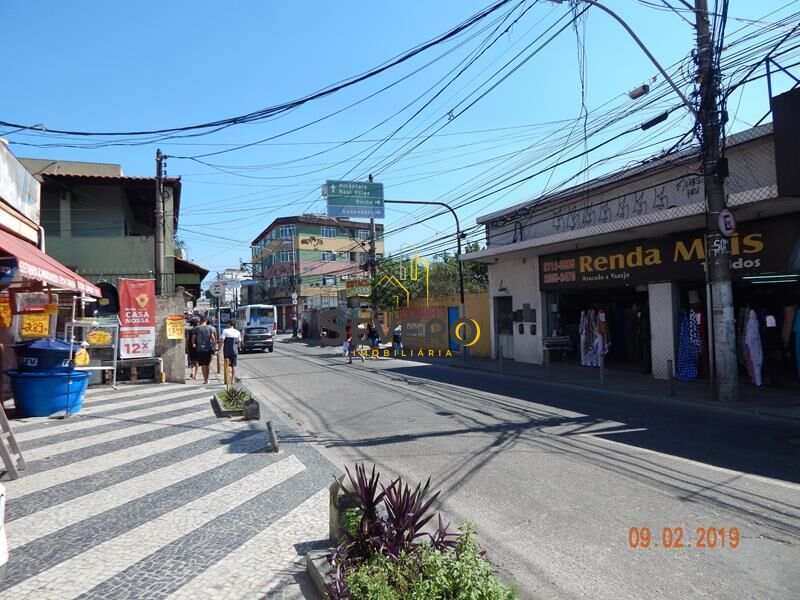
[14,338,79,372]
[5,370,90,417]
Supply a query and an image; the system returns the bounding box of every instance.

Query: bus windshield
[252,307,274,319]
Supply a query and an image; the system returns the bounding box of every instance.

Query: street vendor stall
[0,227,102,417]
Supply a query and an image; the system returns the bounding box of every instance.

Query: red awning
[0,229,101,297]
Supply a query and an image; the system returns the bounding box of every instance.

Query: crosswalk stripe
[85,384,185,402]
[6,432,264,549]
[4,455,305,600]
[15,395,208,443]
[165,488,328,600]
[23,409,213,462]
[9,388,191,433]
[7,417,246,498]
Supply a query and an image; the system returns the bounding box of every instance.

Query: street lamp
[384,199,468,361]
[550,0,697,116]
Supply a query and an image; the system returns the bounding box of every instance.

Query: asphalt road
[239,338,800,600]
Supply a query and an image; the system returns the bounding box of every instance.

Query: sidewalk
[1,370,336,599]
[413,352,800,422]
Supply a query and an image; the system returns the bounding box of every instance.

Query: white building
[462,122,800,389]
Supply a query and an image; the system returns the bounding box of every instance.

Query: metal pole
[695,0,737,402]
[369,217,377,317]
[565,0,697,117]
[667,359,675,396]
[498,342,504,374]
[290,238,298,338]
[384,200,467,360]
[154,149,165,296]
[599,351,606,386]
[544,348,551,379]
[266,420,279,453]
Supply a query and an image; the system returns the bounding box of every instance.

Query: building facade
[20,158,189,295]
[463,122,800,392]
[249,215,384,332]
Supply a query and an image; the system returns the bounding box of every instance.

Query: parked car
[242,326,274,353]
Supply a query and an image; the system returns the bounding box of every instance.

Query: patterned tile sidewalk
[1,378,336,599]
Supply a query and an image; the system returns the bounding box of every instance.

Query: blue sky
[2,1,796,280]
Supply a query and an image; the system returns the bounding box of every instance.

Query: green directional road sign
[325,180,384,219]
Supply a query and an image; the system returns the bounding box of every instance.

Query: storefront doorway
[493,296,514,359]
[549,287,651,372]
[734,280,800,388]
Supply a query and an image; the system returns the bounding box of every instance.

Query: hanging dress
[583,310,599,367]
[579,310,588,366]
[597,310,610,358]
[676,310,700,380]
[743,309,764,386]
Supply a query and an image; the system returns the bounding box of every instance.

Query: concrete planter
[305,476,360,599]
[209,394,242,418]
[210,389,260,420]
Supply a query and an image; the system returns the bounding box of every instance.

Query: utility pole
[290,235,298,338]
[154,149,165,295]
[369,218,377,316]
[695,0,737,402]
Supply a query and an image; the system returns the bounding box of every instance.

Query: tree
[372,244,488,310]
[174,235,187,259]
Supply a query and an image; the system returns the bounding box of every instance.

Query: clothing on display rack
[580,310,597,367]
[579,309,609,368]
[743,309,764,386]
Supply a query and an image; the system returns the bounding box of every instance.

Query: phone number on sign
[628,527,740,549]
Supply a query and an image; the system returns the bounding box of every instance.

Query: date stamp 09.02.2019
[628,527,740,549]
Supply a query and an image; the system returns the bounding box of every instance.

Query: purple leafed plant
[380,476,440,558]
[327,463,460,599]
[429,513,461,552]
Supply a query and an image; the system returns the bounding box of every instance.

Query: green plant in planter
[342,507,363,539]
[328,464,515,599]
[219,384,250,411]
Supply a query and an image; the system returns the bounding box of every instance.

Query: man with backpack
[192,317,217,385]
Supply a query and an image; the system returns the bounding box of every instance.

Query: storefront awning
[0,229,101,297]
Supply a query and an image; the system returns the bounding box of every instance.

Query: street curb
[429,359,800,425]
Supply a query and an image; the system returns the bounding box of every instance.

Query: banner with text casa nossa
[118,279,156,359]
[540,215,800,290]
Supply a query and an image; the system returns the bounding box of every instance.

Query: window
[338,250,349,260]
[356,229,370,241]
[323,276,336,286]
[280,250,293,263]
[350,252,359,263]
[252,307,275,319]
[320,226,337,238]
[279,224,295,239]
[321,250,336,262]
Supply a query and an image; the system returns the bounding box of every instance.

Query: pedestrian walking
[346,318,364,364]
[367,319,380,359]
[192,317,217,385]
[185,318,199,379]
[392,325,403,358]
[219,321,241,383]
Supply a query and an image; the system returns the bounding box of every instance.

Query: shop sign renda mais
[540,215,799,290]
